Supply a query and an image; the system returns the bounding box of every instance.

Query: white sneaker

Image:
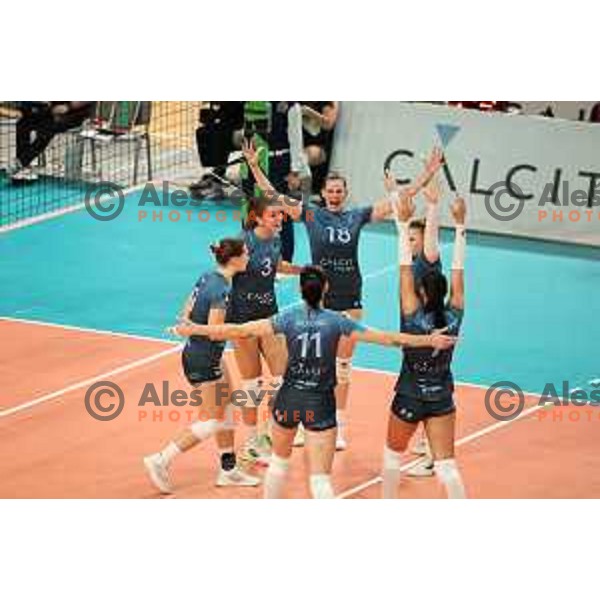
[11,166,39,182]
[143,453,173,494]
[293,425,305,447]
[255,434,272,466]
[412,437,430,456]
[216,467,261,487]
[406,459,435,478]
[239,434,272,467]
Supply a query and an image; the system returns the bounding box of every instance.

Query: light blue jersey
[228,229,281,322]
[271,304,365,391]
[301,203,373,309]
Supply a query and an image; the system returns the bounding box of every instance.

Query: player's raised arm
[422,174,442,264]
[242,139,303,221]
[371,147,445,223]
[449,196,466,311]
[393,194,420,316]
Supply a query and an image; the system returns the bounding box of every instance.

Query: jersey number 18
[325,227,351,244]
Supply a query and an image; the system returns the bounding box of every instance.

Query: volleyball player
[143,238,261,494]
[392,175,445,475]
[382,193,467,499]
[171,266,456,499]
[229,193,301,468]
[243,140,444,450]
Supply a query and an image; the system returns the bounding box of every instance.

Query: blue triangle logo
[435,123,461,148]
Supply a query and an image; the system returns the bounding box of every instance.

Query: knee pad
[309,474,334,499]
[190,418,221,441]
[434,458,460,480]
[336,358,353,385]
[383,446,403,472]
[269,454,290,476]
[434,458,466,499]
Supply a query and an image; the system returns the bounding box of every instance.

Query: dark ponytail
[210,237,245,266]
[300,266,327,309]
[421,270,448,330]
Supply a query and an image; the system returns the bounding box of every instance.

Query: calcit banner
[331,102,600,246]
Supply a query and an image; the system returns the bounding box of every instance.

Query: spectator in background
[192,102,244,198]
[262,101,310,263]
[301,101,339,195]
[540,105,555,118]
[11,101,95,182]
[589,103,600,123]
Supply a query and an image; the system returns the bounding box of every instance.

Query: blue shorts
[390,389,455,423]
[324,294,362,312]
[272,387,336,432]
[226,302,277,324]
[182,347,223,385]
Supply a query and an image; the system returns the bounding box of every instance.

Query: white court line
[336,365,546,499]
[0,316,178,346]
[0,344,182,419]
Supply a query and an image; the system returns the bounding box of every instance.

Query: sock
[242,378,261,438]
[264,454,290,499]
[222,403,237,431]
[309,474,334,499]
[219,448,236,472]
[160,441,181,465]
[245,423,258,441]
[434,458,466,499]
[382,446,403,499]
[336,410,345,437]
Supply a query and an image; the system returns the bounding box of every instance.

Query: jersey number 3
[260,258,273,277]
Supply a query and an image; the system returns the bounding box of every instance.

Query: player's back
[271,305,360,392]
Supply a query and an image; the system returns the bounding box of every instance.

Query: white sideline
[0,344,182,419]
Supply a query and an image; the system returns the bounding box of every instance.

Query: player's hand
[166,319,195,337]
[429,329,457,350]
[242,138,262,169]
[383,168,398,194]
[450,196,467,225]
[423,174,442,205]
[394,194,415,223]
[286,171,302,191]
[424,146,444,177]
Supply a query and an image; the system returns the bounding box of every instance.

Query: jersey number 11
[297,332,322,358]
